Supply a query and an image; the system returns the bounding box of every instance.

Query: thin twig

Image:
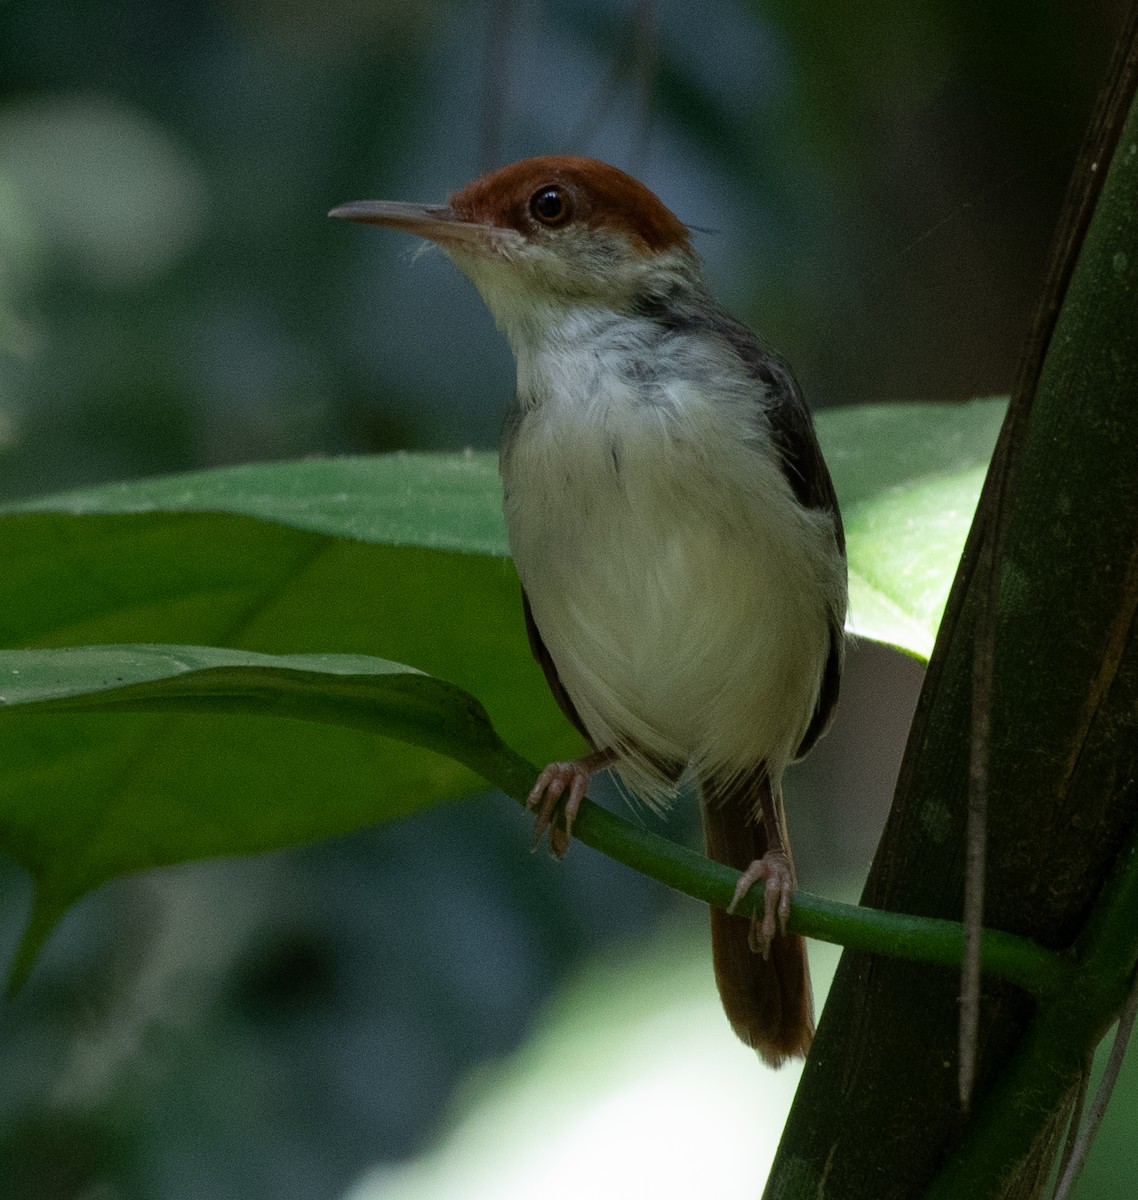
[570,1,657,158]
[1053,1057,1091,1192]
[961,526,993,1109]
[959,296,1018,1113]
[1052,966,1138,1200]
[569,42,626,151]
[628,0,657,174]
[479,0,517,172]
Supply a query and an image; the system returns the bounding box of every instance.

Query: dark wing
[713,315,847,759]
[796,612,844,757]
[522,589,594,746]
[712,317,845,546]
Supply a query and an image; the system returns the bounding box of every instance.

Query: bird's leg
[727,779,796,958]
[528,748,617,857]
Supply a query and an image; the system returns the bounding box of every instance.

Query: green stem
[476,738,1072,1001]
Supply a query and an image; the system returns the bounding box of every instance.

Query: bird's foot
[527,749,614,858]
[727,851,795,958]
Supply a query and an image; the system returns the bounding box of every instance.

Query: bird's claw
[727,851,795,959]
[527,760,591,858]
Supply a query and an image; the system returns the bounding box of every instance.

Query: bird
[330,156,847,1065]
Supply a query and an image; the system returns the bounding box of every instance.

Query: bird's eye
[529,185,572,227]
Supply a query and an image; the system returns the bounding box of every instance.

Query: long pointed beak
[328,200,497,249]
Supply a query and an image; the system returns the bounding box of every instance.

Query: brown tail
[701,772,814,1066]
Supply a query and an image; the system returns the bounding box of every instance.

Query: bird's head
[330,156,701,349]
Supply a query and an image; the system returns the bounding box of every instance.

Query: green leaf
[823,397,1007,658]
[0,643,525,986]
[0,454,580,983]
[5,451,510,554]
[0,454,581,790]
[1,399,1007,662]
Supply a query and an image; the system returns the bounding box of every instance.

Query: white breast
[501,313,841,807]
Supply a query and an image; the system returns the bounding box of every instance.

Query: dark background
[0,1,1130,1197]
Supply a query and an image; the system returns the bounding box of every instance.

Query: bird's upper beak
[328,200,503,251]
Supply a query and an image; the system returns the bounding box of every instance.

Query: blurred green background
[0,0,1132,1197]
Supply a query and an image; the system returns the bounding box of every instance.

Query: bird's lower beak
[328,200,496,250]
